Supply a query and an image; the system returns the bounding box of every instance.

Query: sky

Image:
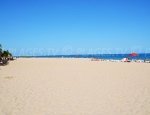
[0,0,150,55]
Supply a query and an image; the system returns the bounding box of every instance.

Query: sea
[19,53,150,60]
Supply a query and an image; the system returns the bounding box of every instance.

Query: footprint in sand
[4,76,14,79]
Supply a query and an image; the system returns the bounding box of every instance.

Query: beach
[0,58,150,115]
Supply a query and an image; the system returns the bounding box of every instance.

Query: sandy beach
[0,58,150,115]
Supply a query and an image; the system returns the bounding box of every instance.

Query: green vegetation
[1,50,12,57]
[0,44,14,65]
[0,44,12,58]
[0,44,2,56]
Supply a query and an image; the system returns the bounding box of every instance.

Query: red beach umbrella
[129,52,138,57]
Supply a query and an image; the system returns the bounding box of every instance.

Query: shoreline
[15,57,150,64]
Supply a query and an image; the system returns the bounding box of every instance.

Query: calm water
[23,53,150,60]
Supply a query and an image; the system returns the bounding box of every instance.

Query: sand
[0,58,150,115]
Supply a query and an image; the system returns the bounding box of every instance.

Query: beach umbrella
[129,52,138,57]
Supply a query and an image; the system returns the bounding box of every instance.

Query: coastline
[16,53,150,59]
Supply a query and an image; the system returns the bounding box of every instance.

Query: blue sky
[0,0,150,55]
